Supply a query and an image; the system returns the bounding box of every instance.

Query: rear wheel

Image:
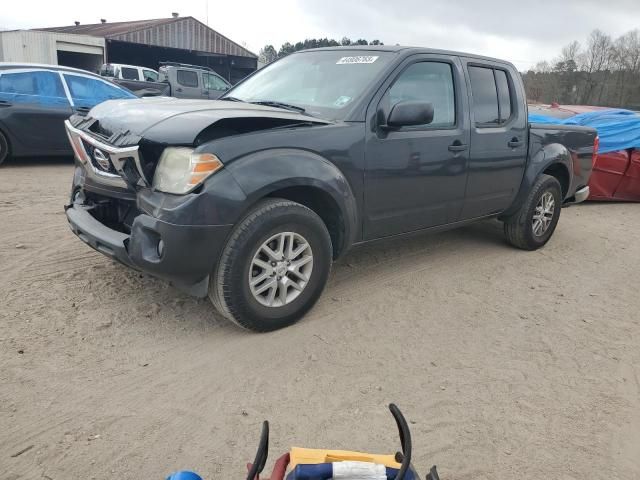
[209,198,332,332]
[503,174,562,250]
[0,130,10,166]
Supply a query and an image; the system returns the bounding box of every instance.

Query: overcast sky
[2,0,639,70]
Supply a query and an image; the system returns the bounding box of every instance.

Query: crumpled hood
[81,97,330,145]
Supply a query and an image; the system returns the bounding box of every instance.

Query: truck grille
[65,120,147,189]
[83,140,117,175]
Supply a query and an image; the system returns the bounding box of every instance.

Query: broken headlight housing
[152,147,223,194]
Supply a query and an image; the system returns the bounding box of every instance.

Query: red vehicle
[529,104,640,201]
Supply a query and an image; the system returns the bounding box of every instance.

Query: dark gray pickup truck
[64,46,597,331]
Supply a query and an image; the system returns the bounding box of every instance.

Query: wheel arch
[542,162,570,198]
[226,149,359,259]
[502,142,573,217]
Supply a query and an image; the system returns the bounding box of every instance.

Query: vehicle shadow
[108,218,509,335]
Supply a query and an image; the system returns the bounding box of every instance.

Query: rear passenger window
[469,66,499,125]
[177,70,199,88]
[468,66,513,126]
[0,70,68,106]
[389,61,455,128]
[120,67,139,80]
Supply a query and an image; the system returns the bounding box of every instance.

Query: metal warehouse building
[0,30,106,72]
[0,14,257,83]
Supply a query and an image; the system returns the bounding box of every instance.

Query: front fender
[226,148,359,255]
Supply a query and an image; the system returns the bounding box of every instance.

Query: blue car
[0,63,136,165]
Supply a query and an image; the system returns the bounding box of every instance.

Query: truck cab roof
[295,45,516,68]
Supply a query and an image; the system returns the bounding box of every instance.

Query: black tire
[0,130,10,166]
[503,174,562,250]
[209,198,332,332]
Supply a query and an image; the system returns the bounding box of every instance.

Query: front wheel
[209,198,332,332]
[503,174,562,250]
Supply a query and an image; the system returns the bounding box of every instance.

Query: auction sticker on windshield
[336,56,379,64]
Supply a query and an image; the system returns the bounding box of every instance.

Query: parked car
[100,63,160,82]
[64,46,597,331]
[99,63,170,97]
[99,62,232,100]
[157,62,231,99]
[529,104,640,201]
[0,63,137,165]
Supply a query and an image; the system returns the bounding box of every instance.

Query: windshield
[227,50,394,120]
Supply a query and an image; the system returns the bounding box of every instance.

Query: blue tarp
[528,109,640,153]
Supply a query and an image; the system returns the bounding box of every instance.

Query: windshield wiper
[250,100,306,113]
[219,96,244,102]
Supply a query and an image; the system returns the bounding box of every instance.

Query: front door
[0,69,73,154]
[459,60,528,219]
[203,72,230,99]
[363,56,471,240]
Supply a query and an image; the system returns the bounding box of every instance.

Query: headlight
[152,147,223,194]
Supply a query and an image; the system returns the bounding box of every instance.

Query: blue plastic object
[166,471,204,480]
[528,109,640,154]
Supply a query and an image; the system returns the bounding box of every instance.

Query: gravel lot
[2,159,640,480]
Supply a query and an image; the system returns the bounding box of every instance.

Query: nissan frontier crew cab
[64,46,597,331]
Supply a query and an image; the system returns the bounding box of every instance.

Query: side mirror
[385,101,434,129]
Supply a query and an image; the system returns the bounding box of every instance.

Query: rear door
[173,69,205,98]
[459,60,527,219]
[0,69,72,154]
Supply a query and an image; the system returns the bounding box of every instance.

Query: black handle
[176,87,183,92]
[0,100,11,108]
[508,137,523,148]
[448,141,468,152]
[389,403,411,480]
[246,421,269,480]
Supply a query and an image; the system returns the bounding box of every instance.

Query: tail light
[592,136,599,166]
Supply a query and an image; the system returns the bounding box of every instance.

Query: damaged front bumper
[65,193,231,297]
[64,118,238,298]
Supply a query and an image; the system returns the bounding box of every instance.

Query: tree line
[259,38,384,64]
[522,29,640,109]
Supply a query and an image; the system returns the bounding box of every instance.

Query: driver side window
[388,62,456,128]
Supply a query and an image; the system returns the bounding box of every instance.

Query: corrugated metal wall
[109,17,253,58]
[0,31,104,64]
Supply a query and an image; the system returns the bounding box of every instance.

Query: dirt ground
[1,159,640,480]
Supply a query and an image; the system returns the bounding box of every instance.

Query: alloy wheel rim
[248,232,314,307]
[532,191,555,237]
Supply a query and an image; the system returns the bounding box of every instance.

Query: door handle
[0,100,12,108]
[176,87,183,92]
[508,138,523,148]
[448,142,468,152]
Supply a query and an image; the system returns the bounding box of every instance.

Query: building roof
[35,16,256,58]
[37,18,176,37]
